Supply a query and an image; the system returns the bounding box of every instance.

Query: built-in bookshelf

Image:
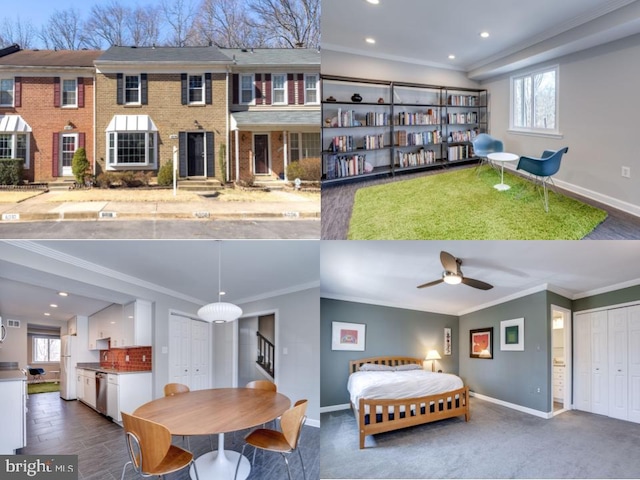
[321,75,488,183]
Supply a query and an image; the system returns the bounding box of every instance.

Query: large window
[0,133,29,165]
[189,74,204,104]
[511,66,558,134]
[290,132,320,161]
[0,78,14,106]
[107,132,156,167]
[240,74,253,104]
[124,75,141,104]
[304,74,319,104]
[61,79,78,107]
[33,337,60,363]
[272,74,287,104]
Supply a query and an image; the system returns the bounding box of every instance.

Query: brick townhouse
[224,48,320,182]
[94,46,232,181]
[0,44,99,182]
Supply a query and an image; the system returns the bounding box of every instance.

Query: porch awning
[106,115,158,132]
[230,110,320,130]
[0,115,32,132]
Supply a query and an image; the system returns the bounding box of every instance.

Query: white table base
[494,182,510,191]
[190,433,250,480]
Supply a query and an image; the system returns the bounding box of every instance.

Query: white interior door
[591,311,608,416]
[609,308,628,420]
[169,315,191,387]
[190,320,210,391]
[574,313,591,412]
[628,306,640,423]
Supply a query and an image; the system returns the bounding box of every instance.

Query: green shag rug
[348,166,607,239]
[28,382,60,395]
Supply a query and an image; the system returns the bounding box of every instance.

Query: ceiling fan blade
[461,277,493,290]
[440,251,458,272]
[417,278,444,289]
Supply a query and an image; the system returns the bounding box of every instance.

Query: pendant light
[197,241,243,323]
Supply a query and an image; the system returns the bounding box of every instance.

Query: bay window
[107,132,156,167]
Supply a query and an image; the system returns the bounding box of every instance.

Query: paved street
[0,219,320,239]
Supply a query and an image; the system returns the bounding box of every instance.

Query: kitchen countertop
[0,370,26,382]
[77,366,151,375]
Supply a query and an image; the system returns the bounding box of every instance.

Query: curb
[1,211,321,222]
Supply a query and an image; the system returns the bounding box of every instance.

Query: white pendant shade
[198,301,243,324]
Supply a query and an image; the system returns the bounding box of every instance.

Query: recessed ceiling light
[219,291,226,296]
[448,54,456,60]
[480,32,490,38]
[58,292,68,297]
[365,37,376,44]
[50,304,58,308]
[44,312,51,316]
[366,0,380,4]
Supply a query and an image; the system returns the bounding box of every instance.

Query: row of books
[331,108,389,127]
[395,110,438,126]
[445,112,478,124]
[325,154,367,179]
[395,130,442,146]
[447,94,479,106]
[328,135,355,152]
[397,148,438,168]
[363,134,385,150]
[449,129,477,142]
[447,145,474,161]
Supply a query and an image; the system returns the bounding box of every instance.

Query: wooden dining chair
[246,379,277,391]
[234,399,308,480]
[163,382,190,396]
[120,412,199,480]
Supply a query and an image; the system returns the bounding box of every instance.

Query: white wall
[482,33,640,214]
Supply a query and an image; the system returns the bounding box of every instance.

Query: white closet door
[190,320,210,391]
[608,308,628,420]
[591,311,609,416]
[628,306,640,423]
[169,316,191,386]
[573,313,591,412]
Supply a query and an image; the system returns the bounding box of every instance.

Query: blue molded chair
[516,147,568,212]
[472,134,503,173]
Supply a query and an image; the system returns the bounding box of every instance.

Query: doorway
[187,132,205,176]
[551,305,572,415]
[60,133,78,177]
[253,134,270,174]
[236,311,277,388]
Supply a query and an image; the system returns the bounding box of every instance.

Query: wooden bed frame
[349,356,470,449]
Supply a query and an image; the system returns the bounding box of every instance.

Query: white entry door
[61,133,78,177]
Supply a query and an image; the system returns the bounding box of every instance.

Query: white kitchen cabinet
[0,376,26,454]
[88,304,119,350]
[113,300,152,348]
[83,370,96,409]
[107,374,119,420]
[169,315,210,391]
[111,372,152,423]
[76,368,85,402]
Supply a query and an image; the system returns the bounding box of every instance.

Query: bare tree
[248,0,320,48]
[39,8,86,50]
[83,1,130,49]
[1,17,37,49]
[128,5,163,47]
[161,0,198,46]
[193,0,267,48]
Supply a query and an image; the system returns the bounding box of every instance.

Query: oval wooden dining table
[134,388,291,480]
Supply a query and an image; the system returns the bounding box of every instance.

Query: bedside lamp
[425,350,441,372]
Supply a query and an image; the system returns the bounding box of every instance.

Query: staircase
[178,178,223,192]
[47,179,76,191]
[256,331,275,380]
[252,178,288,190]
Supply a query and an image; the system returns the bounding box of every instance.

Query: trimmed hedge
[0,159,24,185]
[286,157,321,181]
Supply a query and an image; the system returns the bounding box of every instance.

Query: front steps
[177,178,223,192]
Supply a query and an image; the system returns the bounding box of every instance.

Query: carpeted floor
[27,381,60,395]
[320,397,640,479]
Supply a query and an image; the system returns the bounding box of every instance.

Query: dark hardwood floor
[321,165,640,240]
[18,391,319,480]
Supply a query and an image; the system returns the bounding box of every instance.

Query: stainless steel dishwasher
[95,372,108,415]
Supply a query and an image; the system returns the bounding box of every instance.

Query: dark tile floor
[18,392,319,480]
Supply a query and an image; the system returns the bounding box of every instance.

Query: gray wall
[321,298,458,407]
[573,284,640,312]
[481,33,640,213]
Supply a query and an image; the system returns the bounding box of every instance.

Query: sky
[3,0,113,28]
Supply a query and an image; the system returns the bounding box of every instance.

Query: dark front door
[254,134,269,174]
[187,132,205,177]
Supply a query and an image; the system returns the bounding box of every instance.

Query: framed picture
[501,318,524,351]
[332,321,366,351]
[470,327,493,359]
[444,327,452,355]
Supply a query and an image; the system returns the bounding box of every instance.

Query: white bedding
[348,370,464,408]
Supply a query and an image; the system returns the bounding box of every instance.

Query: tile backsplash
[99,345,152,371]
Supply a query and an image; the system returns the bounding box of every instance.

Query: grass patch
[348,166,607,240]
[45,189,203,203]
[0,191,44,203]
[28,382,60,395]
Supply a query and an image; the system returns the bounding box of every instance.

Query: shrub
[95,172,118,189]
[218,143,226,182]
[157,162,174,186]
[71,147,90,184]
[0,159,24,185]
[286,157,321,181]
[120,171,143,188]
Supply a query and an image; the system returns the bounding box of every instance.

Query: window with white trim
[272,74,287,104]
[511,66,558,133]
[107,132,156,167]
[61,78,78,107]
[33,336,61,363]
[290,132,320,161]
[240,74,253,104]
[124,75,141,104]
[189,74,205,104]
[0,78,14,106]
[0,133,29,166]
[304,74,319,104]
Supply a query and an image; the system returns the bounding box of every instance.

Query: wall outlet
[536,387,541,393]
[142,354,146,362]
[125,355,129,362]
[622,166,631,178]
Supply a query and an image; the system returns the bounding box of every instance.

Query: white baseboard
[320,403,351,413]
[470,391,552,419]
[306,418,320,428]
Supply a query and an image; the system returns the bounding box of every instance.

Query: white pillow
[394,363,422,371]
[359,363,394,371]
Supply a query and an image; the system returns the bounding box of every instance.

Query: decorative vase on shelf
[351,93,362,103]
[377,97,384,104]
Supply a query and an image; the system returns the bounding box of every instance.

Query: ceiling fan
[417,251,493,291]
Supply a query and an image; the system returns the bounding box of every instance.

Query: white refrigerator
[60,335,77,400]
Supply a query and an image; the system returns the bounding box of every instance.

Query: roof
[230,110,320,129]
[221,48,320,66]
[97,46,232,64]
[106,115,158,132]
[0,115,32,132]
[0,49,102,67]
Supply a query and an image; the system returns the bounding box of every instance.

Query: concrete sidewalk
[0,191,321,222]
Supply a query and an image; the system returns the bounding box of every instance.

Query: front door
[254,134,269,174]
[61,133,78,177]
[187,132,205,177]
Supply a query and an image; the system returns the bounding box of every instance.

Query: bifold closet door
[591,311,609,416]
[573,313,591,412]
[608,308,628,420]
[629,306,640,423]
